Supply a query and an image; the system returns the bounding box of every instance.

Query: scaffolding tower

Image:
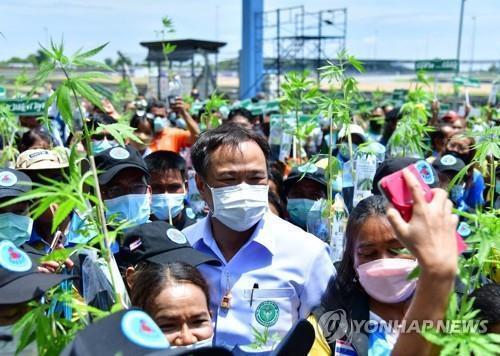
[257,5,347,95]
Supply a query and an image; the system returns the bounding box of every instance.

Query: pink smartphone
[378,161,467,254]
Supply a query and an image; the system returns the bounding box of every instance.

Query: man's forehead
[151,169,183,182]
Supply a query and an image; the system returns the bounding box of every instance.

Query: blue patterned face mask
[0,213,33,246]
[151,193,185,221]
[287,198,315,229]
[104,194,151,227]
[91,138,118,154]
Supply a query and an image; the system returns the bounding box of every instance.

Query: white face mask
[169,336,213,350]
[208,182,269,232]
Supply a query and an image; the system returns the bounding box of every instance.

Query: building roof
[140,39,227,62]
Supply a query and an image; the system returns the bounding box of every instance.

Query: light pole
[456,0,466,73]
[469,16,476,75]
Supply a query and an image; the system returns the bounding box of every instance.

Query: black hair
[17,127,53,153]
[469,283,500,332]
[191,123,270,179]
[380,107,403,145]
[228,108,253,122]
[130,113,154,130]
[268,191,287,219]
[144,150,187,181]
[147,99,165,110]
[268,167,286,204]
[130,262,210,316]
[337,195,388,292]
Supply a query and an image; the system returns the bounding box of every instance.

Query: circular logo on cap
[166,228,187,244]
[121,310,169,349]
[0,241,32,272]
[0,171,17,187]
[415,160,435,185]
[441,155,457,166]
[298,163,318,174]
[109,147,130,160]
[457,222,471,237]
[255,301,279,327]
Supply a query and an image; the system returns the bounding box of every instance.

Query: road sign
[453,76,480,88]
[0,98,46,116]
[415,59,459,73]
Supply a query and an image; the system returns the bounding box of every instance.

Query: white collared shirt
[183,212,336,348]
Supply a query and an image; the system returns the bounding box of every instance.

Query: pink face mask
[356,258,418,304]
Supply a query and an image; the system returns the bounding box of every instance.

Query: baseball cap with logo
[372,157,440,195]
[432,154,466,174]
[119,221,220,268]
[0,168,31,199]
[61,308,170,356]
[94,145,149,185]
[0,240,75,305]
[284,163,327,194]
[16,148,69,170]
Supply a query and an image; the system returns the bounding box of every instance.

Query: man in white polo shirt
[183,123,335,349]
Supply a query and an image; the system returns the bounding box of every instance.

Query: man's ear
[195,174,206,196]
[125,266,136,289]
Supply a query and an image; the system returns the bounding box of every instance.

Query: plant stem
[60,66,122,306]
[327,109,334,241]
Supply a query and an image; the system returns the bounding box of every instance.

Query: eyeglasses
[104,183,148,199]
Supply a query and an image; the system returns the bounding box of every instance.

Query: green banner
[0,98,46,115]
[415,59,459,73]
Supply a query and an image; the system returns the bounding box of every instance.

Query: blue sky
[0,0,498,62]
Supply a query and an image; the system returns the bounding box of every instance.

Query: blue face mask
[92,138,118,154]
[153,117,166,133]
[151,193,185,222]
[287,198,315,229]
[0,213,33,246]
[104,194,151,227]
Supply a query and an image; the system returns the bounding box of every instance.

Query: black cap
[120,221,220,267]
[61,308,170,356]
[0,168,32,199]
[372,157,440,194]
[94,145,149,185]
[432,154,465,174]
[0,241,75,305]
[284,164,327,194]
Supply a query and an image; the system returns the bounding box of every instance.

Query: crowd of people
[0,86,498,356]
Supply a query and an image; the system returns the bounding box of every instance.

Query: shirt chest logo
[255,301,279,327]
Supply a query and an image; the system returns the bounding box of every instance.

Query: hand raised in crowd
[171,96,188,115]
[386,168,458,277]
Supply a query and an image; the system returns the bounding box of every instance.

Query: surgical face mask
[357,258,418,304]
[151,193,185,221]
[154,116,167,133]
[209,183,268,232]
[287,198,315,229]
[104,194,150,227]
[0,213,33,246]
[91,138,118,154]
[169,336,213,350]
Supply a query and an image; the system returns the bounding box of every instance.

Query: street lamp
[456,0,466,73]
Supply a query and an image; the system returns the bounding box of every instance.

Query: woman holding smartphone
[308,169,459,356]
